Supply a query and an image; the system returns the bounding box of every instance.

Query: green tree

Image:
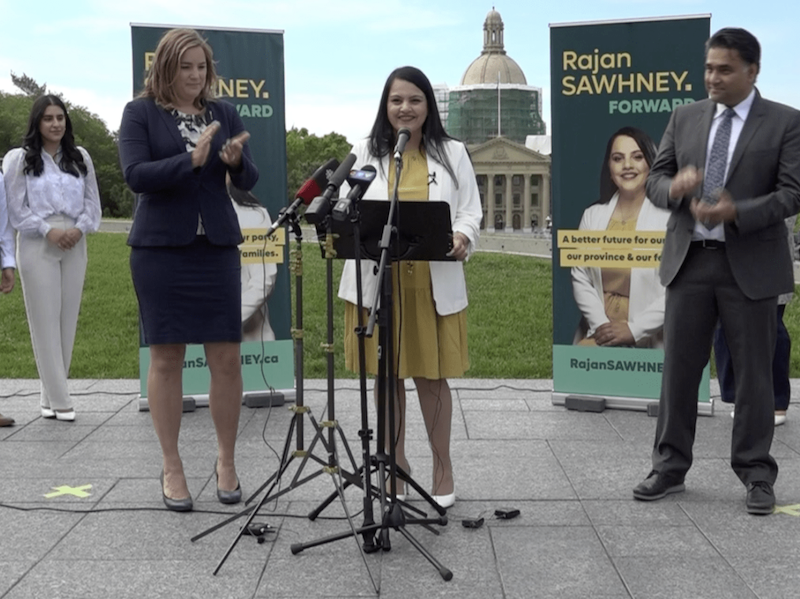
[68,104,126,217]
[285,127,351,200]
[10,71,46,97]
[0,92,33,154]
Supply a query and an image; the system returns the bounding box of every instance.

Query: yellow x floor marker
[44,484,93,499]
[773,504,800,517]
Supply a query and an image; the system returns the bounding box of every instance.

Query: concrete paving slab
[725,556,800,599]
[614,556,756,599]
[492,526,629,598]
[3,560,264,599]
[2,377,799,599]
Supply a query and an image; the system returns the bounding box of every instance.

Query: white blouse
[0,173,15,269]
[2,146,101,237]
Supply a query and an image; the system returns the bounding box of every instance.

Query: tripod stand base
[290,502,452,581]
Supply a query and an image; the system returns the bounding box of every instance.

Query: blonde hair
[141,28,217,109]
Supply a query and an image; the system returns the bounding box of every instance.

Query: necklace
[614,202,642,223]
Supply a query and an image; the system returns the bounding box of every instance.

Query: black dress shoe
[160,470,193,512]
[633,470,685,501]
[0,413,15,427]
[746,481,775,515]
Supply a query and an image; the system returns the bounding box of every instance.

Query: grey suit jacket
[646,92,800,300]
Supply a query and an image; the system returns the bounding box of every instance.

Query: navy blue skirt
[130,237,242,345]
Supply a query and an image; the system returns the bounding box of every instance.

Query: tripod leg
[244,415,297,504]
[307,470,358,521]
[394,525,453,581]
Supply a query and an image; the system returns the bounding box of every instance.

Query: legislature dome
[461,9,527,85]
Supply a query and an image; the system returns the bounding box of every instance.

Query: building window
[494,175,504,188]
[495,193,503,206]
[531,193,539,207]
[512,175,522,186]
[513,193,521,206]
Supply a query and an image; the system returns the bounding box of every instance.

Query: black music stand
[292,198,455,581]
[325,199,455,263]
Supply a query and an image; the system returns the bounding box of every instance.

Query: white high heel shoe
[431,492,455,509]
[55,409,76,422]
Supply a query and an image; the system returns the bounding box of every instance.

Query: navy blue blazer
[119,97,259,247]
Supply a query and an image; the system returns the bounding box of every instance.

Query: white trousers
[17,215,87,410]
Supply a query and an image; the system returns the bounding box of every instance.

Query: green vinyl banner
[130,25,293,401]
[549,15,711,410]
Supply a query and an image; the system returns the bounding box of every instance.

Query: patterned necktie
[703,107,736,206]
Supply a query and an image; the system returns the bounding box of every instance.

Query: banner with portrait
[130,24,293,407]
[549,15,712,412]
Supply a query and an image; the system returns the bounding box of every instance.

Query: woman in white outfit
[3,95,101,421]
[229,183,277,342]
[0,172,17,427]
[571,126,669,348]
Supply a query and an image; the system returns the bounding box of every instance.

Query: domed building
[447,8,546,146]
[444,9,550,232]
[461,9,527,86]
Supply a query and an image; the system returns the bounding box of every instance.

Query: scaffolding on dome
[447,87,546,146]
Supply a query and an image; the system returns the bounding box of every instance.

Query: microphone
[332,165,377,221]
[393,128,411,160]
[305,153,358,225]
[297,158,340,204]
[265,158,339,236]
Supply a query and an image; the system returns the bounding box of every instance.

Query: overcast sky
[1,0,798,145]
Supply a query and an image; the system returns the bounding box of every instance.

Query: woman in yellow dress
[337,67,482,508]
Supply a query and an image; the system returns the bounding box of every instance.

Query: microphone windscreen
[328,154,357,190]
[313,157,340,189]
[394,128,411,155]
[295,158,340,204]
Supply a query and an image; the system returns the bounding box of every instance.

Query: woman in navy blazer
[119,28,258,511]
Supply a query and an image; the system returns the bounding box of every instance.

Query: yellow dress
[343,148,469,379]
[578,216,634,347]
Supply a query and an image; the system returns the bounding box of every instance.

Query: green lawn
[2,231,799,380]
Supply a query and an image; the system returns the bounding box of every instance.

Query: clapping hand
[668,166,703,200]
[191,120,222,169]
[219,131,251,170]
[691,190,737,227]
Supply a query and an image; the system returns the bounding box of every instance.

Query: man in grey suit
[633,28,800,514]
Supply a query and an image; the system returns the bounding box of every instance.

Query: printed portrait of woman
[571,126,670,348]
[228,182,277,343]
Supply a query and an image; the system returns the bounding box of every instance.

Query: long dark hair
[597,126,657,204]
[227,182,261,208]
[367,66,459,188]
[22,95,87,178]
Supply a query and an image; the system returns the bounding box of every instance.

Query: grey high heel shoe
[160,470,193,512]
[215,461,242,505]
